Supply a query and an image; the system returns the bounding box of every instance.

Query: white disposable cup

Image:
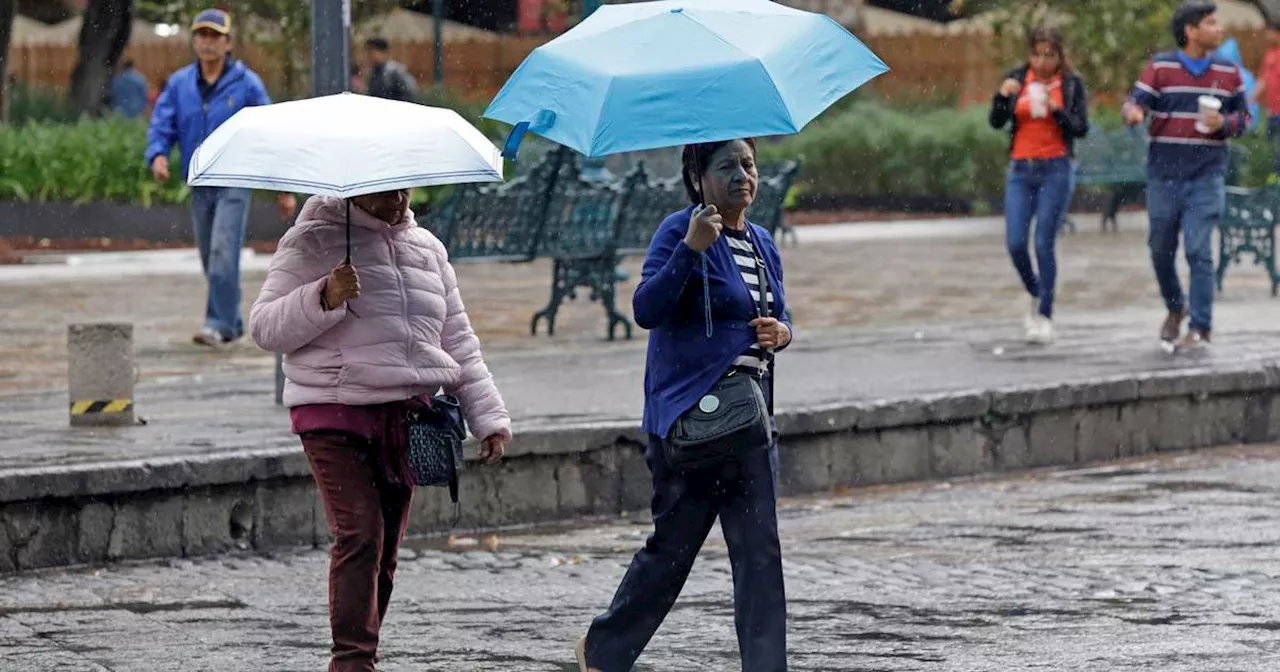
[1027,82,1048,119]
[1196,95,1223,134]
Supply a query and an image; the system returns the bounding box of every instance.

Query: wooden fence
[4,28,1273,106]
[6,36,553,104]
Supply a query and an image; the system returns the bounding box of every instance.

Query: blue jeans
[585,429,786,671]
[1004,157,1074,318]
[1146,174,1224,333]
[190,186,251,339]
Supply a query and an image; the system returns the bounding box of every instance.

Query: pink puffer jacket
[249,195,511,442]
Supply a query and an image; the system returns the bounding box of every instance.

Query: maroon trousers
[303,432,415,672]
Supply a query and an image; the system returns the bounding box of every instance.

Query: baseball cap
[191,9,232,35]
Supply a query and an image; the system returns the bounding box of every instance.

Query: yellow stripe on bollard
[69,400,134,415]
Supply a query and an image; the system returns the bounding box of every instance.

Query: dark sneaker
[1160,309,1188,345]
[1174,328,1210,352]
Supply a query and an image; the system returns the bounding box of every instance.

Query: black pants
[583,433,787,671]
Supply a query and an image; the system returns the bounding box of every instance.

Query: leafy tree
[136,0,400,98]
[68,0,134,118]
[0,0,14,122]
[950,0,1178,94]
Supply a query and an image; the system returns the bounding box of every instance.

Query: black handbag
[406,394,467,518]
[664,233,775,471]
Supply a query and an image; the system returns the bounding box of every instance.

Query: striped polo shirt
[724,228,774,372]
[1127,50,1250,180]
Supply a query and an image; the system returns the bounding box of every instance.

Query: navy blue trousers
[583,432,787,671]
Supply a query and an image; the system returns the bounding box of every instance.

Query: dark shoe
[1160,309,1188,343]
[576,637,602,672]
[1174,328,1211,351]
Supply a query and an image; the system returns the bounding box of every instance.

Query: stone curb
[3,364,1277,506]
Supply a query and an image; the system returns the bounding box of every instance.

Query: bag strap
[746,229,776,418]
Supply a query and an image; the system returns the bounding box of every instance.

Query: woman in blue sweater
[576,138,792,672]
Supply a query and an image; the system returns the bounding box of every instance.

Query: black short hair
[365,37,390,52]
[1172,2,1217,48]
[680,138,758,204]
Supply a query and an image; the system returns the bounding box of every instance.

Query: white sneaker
[1024,314,1054,344]
[1022,297,1038,337]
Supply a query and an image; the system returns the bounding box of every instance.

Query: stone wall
[2,366,1277,573]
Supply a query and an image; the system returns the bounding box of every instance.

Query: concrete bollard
[67,323,135,427]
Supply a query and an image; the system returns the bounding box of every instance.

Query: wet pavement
[2,443,1280,671]
[13,210,1280,396]
[5,211,1280,472]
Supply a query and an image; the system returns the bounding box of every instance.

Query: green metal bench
[1218,186,1280,297]
[1070,127,1148,233]
[426,148,566,262]
[531,157,632,340]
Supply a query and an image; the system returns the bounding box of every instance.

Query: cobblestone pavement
[3,444,1280,671]
[11,211,1279,395]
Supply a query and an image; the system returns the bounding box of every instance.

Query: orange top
[1011,71,1068,161]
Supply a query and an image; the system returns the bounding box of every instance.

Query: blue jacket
[636,206,792,439]
[110,68,149,119]
[144,58,271,179]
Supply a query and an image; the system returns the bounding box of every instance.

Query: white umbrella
[188,92,505,258]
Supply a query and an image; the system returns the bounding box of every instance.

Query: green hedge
[3,98,1276,209]
[757,102,1010,204]
[760,101,1278,202]
[0,117,189,206]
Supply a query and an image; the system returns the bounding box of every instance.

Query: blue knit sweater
[635,206,792,438]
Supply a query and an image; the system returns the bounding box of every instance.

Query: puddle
[1145,481,1273,495]
[0,598,245,616]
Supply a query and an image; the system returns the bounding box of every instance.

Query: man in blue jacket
[145,8,295,347]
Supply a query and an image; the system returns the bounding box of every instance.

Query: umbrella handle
[345,199,352,263]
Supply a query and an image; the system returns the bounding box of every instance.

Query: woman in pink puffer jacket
[250,188,510,672]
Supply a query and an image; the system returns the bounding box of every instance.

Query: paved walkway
[4,212,1280,472]
[3,299,1280,472]
[2,443,1279,670]
[1,211,1193,395]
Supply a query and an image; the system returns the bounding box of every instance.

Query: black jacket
[989,65,1090,158]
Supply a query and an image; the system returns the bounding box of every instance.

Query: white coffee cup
[1195,95,1223,134]
[1027,81,1048,119]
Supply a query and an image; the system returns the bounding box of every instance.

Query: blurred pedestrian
[144,8,296,347]
[989,25,1089,345]
[109,59,149,119]
[363,37,417,102]
[1250,22,1280,172]
[1122,1,1249,352]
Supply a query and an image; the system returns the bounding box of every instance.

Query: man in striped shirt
[1122,1,1248,351]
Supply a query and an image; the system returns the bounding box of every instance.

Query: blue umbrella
[484,0,889,159]
[1215,37,1260,131]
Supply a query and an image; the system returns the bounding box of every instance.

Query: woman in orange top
[989,26,1089,344]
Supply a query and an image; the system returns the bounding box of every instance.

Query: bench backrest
[1073,127,1148,185]
[612,162,689,256]
[539,156,625,259]
[423,149,566,262]
[751,159,801,236]
[1224,185,1280,229]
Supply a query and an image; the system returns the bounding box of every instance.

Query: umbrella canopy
[484,0,889,159]
[188,92,504,198]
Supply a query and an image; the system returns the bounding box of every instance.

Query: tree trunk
[1254,0,1280,25]
[0,0,15,124]
[68,0,133,118]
